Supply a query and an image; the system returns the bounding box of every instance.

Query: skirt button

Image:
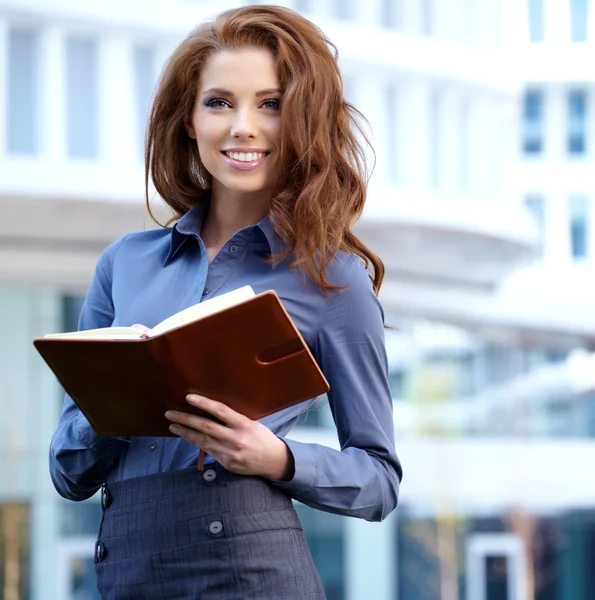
[208,521,223,535]
[94,541,106,563]
[202,468,217,483]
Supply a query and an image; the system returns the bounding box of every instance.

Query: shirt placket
[200,233,247,299]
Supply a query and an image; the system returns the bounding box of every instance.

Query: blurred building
[0,0,593,599]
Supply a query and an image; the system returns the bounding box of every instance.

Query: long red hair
[145,5,384,294]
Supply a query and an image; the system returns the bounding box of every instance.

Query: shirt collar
[162,200,285,267]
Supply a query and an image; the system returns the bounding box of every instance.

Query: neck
[201,183,271,249]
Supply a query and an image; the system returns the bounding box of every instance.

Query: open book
[44,285,256,340]
[34,287,329,442]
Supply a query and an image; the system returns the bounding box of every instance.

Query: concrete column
[437,87,461,193]
[98,34,137,166]
[39,25,67,161]
[544,86,565,165]
[467,94,492,196]
[353,0,382,27]
[400,0,425,35]
[544,192,572,265]
[0,18,7,160]
[349,73,388,189]
[397,77,432,191]
[544,0,571,44]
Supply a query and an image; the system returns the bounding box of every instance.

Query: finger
[169,424,231,455]
[165,411,236,443]
[186,394,247,427]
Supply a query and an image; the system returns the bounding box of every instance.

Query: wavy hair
[145,5,384,294]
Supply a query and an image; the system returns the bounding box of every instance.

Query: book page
[148,285,256,337]
[44,327,142,340]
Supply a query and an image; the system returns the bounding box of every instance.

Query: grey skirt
[94,463,326,600]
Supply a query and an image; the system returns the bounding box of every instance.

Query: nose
[231,108,257,139]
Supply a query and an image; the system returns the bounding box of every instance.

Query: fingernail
[186,394,200,403]
[169,424,180,435]
[165,411,179,420]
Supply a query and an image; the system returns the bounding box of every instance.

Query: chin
[224,178,272,196]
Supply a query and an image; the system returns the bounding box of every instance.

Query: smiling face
[187,47,282,202]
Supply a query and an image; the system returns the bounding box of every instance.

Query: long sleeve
[272,257,402,522]
[49,239,130,501]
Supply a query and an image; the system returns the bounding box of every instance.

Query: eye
[204,98,230,109]
[261,98,281,111]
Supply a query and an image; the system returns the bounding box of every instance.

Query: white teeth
[225,151,265,162]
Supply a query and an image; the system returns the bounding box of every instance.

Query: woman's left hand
[165,394,294,481]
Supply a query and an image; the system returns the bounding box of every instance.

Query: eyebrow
[201,87,282,97]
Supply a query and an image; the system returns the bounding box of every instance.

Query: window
[7,29,38,154]
[528,0,545,42]
[567,90,588,155]
[133,46,157,160]
[421,0,433,35]
[62,296,85,333]
[385,83,398,183]
[569,195,589,259]
[66,38,99,158]
[522,90,544,154]
[294,0,312,12]
[570,0,590,41]
[524,195,546,256]
[333,0,355,20]
[381,0,401,28]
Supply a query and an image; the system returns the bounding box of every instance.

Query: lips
[221,150,270,171]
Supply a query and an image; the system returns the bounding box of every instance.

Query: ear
[184,118,196,140]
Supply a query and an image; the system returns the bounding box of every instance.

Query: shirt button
[94,541,106,563]
[202,288,209,296]
[229,245,238,253]
[203,468,217,483]
[149,442,157,450]
[208,520,223,535]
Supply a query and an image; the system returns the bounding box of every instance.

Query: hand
[165,395,294,481]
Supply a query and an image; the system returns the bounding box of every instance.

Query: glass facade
[333,0,355,20]
[398,509,595,600]
[381,0,402,29]
[569,195,589,259]
[523,90,545,154]
[567,90,588,155]
[66,37,99,159]
[528,0,546,42]
[7,29,38,155]
[569,0,590,41]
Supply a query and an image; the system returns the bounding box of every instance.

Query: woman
[49,5,402,599]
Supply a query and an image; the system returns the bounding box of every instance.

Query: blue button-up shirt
[49,202,402,522]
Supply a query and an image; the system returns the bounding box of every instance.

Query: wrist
[265,438,294,481]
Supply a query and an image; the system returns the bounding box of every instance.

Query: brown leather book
[34,288,329,440]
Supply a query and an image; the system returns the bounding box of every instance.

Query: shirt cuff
[74,412,130,452]
[269,438,316,497]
